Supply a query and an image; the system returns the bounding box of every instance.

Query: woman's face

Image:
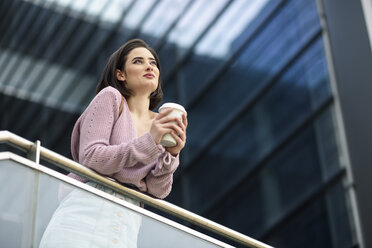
[120,47,159,94]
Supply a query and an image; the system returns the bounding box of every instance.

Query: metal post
[27,140,41,247]
[27,140,40,165]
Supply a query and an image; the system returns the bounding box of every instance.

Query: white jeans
[39,182,142,248]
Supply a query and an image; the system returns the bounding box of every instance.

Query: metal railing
[0,130,273,248]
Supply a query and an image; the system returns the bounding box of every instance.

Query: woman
[40,39,187,247]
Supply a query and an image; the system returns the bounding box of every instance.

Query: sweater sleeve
[109,142,180,199]
[145,152,180,199]
[78,88,163,175]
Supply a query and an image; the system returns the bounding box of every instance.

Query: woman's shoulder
[81,86,123,116]
[97,86,122,99]
[93,86,124,105]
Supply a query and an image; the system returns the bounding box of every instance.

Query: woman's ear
[116,69,126,82]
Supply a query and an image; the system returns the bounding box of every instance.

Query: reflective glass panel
[265,182,353,248]
[185,0,322,157]
[184,38,332,214]
[168,0,229,52]
[121,0,157,30]
[195,0,271,58]
[140,0,192,45]
[0,157,234,248]
[266,198,333,248]
[205,124,327,237]
[159,0,230,78]
[179,0,280,106]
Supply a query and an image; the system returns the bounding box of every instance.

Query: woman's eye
[134,60,142,64]
[150,61,157,66]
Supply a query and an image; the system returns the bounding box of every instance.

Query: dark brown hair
[96,38,163,110]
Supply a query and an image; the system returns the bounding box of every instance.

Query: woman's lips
[144,74,155,78]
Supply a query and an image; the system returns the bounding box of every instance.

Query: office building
[1,0,372,247]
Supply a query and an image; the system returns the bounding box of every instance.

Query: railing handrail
[0,130,273,248]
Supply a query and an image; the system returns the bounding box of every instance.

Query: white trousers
[39,182,142,248]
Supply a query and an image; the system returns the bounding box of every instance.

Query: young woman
[40,39,187,247]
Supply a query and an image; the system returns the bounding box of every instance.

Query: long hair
[96,39,163,110]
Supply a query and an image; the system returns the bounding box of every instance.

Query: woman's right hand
[149,108,184,145]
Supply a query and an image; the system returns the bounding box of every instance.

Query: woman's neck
[126,95,152,119]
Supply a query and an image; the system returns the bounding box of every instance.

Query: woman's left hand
[166,113,188,156]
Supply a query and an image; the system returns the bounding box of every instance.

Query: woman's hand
[149,108,188,156]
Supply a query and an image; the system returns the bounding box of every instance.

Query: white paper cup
[158,103,187,147]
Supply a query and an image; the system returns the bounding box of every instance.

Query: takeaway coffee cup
[158,103,187,147]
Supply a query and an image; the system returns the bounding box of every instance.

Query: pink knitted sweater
[68,86,179,199]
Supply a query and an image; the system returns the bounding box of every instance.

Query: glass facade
[0,0,360,247]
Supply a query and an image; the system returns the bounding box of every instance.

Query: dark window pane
[204,126,324,237]
[265,198,332,248]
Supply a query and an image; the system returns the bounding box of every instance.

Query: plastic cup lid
[159,102,187,113]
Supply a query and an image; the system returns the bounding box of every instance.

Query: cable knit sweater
[68,86,179,199]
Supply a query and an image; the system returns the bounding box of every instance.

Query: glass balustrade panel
[0,157,231,248]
